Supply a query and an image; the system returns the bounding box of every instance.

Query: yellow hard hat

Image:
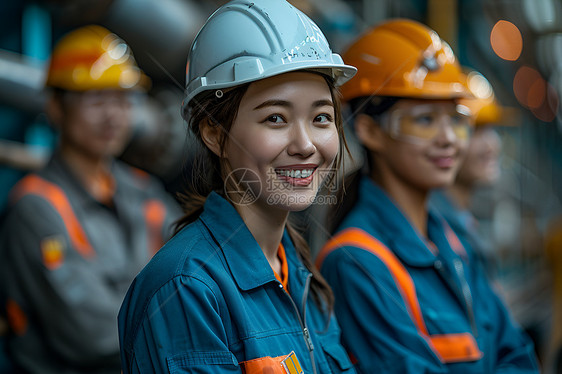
[340,19,470,102]
[461,70,506,126]
[46,25,150,91]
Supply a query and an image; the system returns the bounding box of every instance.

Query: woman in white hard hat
[118,0,357,373]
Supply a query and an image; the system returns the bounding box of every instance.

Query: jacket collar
[429,190,474,237]
[199,192,306,291]
[47,152,122,208]
[354,177,448,267]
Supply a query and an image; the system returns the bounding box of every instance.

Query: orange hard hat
[460,69,506,126]
[46,25,150,91]
[340,19,470,102]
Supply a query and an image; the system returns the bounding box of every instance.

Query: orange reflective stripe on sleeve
[240,351,303,374]
[429,333,483,362]
[144,199,166,256]
[12,175,95,259]
[317,228,430,336]
[317,228,482,364]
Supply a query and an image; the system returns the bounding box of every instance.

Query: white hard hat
[181,0,357,117]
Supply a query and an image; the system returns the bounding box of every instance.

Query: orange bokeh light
[532,83,558,122]
[512,65,558,122]
[491,20,523,61]
[527,77,546,109]
[513,66,545,109]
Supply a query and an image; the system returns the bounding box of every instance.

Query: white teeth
[277,169,314,178]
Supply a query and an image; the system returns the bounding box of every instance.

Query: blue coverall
[318,176,539,373]
[430,190,497,280]
[118,191,355,374]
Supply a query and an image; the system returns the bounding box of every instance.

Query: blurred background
[0,0,561,370]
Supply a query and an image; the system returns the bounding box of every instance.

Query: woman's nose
[287,123,316,157]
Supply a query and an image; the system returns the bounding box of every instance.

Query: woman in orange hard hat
[316,19,539,373]
[0,25,181,373]
[430,69,511,281]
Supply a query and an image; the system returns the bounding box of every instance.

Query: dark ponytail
[174,85,250,232]
[328,96,400,233]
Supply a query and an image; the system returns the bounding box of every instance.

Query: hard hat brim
[182,58,356,119]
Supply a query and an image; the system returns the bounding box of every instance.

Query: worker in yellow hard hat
[0,25,181,373]
[316,19,539,373]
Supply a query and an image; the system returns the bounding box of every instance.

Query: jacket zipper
[434,258,478,337]
[453,258,478,337]
[281,273,316,374]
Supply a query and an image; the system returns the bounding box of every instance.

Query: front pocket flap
[321,341,354,370]
[167,350,238,372]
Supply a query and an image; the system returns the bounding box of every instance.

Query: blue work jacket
[429,190,497,280]
[317,177,539,373]
[119,192,355,374]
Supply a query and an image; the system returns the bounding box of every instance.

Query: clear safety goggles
[381,104,473,144]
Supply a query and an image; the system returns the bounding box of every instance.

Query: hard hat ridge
[181,0,357,118]
[340,18,469,102]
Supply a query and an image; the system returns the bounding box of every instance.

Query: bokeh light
[531,82,559,122]
[466,70,494,100]
[513,66,559,122]
[513,66,545,108]
[491,20,523,61]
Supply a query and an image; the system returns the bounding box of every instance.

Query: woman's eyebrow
[253,99,334,110]
[313,99,334,108]
[253,100,291,110]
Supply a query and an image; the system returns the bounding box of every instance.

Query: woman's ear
[200,119,223,157]
[354,113,385,152]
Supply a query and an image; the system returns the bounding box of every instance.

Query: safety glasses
[382,104,473,145]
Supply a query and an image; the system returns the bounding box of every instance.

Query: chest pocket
[167,351,239,373]
[317,228,483,365]
[319,337,354,373]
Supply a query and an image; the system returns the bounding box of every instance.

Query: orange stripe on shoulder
[130,167,150,183]
[317,228,429,336]
[12,175,95,260]
[317,228,483,364]
[144,199,166,256]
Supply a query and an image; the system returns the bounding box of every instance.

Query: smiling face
[456,127,501,187]
[369,99,470,192]
[57,90,132,160]
[223,72,340,212]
